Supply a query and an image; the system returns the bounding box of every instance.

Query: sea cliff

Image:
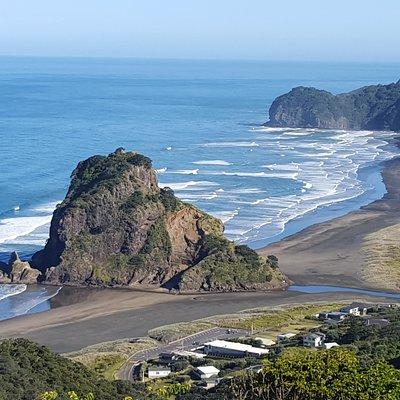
[31,149,287,292]
[266,80,400,131]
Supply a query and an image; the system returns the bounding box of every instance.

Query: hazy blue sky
[0,0,398,61]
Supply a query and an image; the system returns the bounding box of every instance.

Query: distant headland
[266,80,400,131]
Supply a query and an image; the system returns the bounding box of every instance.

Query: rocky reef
[0,252,41,284]
[32,149,287,292]
[266,80,400,131]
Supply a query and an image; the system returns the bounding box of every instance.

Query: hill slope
[0,338,142,400]
[266,80,400,131]
[32,149,286,292]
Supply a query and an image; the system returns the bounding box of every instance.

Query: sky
[0,0,399,62]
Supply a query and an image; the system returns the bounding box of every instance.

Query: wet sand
[0,287,397,353]
[258,156,400,290]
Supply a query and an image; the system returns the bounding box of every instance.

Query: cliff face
[32,149,287,292]
[0,252,40,284]
[266,81,400,131]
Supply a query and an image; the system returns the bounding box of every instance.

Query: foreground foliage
[0,339,142,400]
[182,348,400,400]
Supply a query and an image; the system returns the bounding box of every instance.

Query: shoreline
[251,135,399,249]
[258,152,400,291]
[1,135,399,352]
[1,287,399,353]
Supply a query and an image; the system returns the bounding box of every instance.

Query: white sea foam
[192,160,232,166]
[160,181,219,191]
[212,210,239,223]
[206,171,298,179]
[33,201,59,213]
[0,215,53,244]
[168,169,199,175]
[180,193,218,201]
[202,141,260,148]
[253,126,293,132]
[263,163,300,171]
[9,286,62,317]
[155,167,167,173]
[0,201,58,247]
[163,129,391,245]
[0,284,27,301]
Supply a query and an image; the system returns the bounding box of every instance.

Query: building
[340,303,368,316]
[277,333,296,341]
[173,350,207,359]
[195,366,220,380]
[316,312,346,321]
[148,366,171,379]
[323,342,339,349]
[203,340,269,358]
[159,352,178,364]
[303,332,325,348]
[200,377,221,390]
[327,312,346,321]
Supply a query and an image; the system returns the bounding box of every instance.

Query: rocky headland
[29,149,287,292]
[0,251,40,284]
[266,80,400,131]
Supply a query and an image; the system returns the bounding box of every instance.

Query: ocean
[0,57,399,320]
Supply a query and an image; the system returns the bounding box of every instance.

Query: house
[303,332,325,348]
[340,303,368,316]
[195,366,220,380]
[326,312,346,321]
[277,333,296,341]
[200,377,221,390]
[173,350,207,359]
[159,352,178,364]
[148,366,171,379]
[203,340,269,358]
[364,318,390,328]
[323,342,339,349]
[316,312,346,321]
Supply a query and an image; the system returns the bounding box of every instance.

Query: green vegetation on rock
[32,149,286,292]
[267,81,400,131]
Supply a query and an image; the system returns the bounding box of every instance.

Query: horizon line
[1,54,400,65]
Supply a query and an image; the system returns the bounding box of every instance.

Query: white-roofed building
[204,340,269,358]
[195,366,220,380]
[148,366,171,379]
[303,332,326,348]
[323,342,339,349]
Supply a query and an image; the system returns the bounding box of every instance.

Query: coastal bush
[322,307,400,367]
[0,339,144,400]
[182,348,400,400]
[159,188,180,212]
[68,151,152,203]
[140,219,172,260]
[201,235,231,255]
[122,192,145,210]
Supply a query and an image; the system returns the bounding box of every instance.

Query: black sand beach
[1,146,400,353]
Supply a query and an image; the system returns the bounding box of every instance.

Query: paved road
[117,327,248,381]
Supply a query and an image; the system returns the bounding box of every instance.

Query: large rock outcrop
[266,80,400,131]
[32,149,287,292]
[0,252,41,284]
